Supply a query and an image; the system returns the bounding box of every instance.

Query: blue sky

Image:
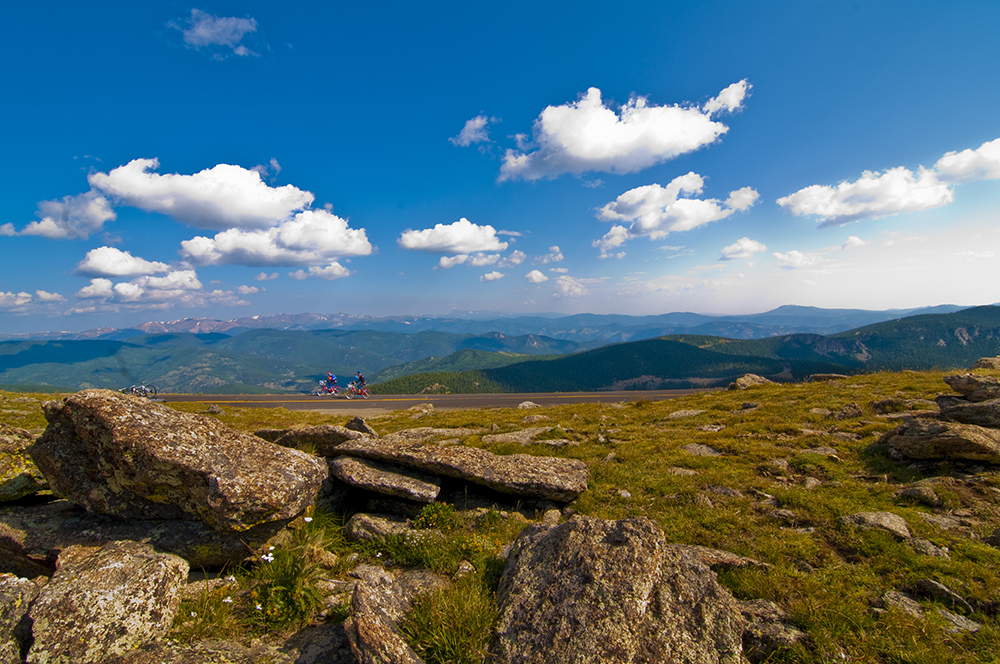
[2,1,999,333]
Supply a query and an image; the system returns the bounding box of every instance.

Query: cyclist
[327,372,338,388]
[354,371,366,388]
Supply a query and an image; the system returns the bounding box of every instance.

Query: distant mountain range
[0,304,970,344]
[0,304,995,394]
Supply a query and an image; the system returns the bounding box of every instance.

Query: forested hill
[372,306,1000,394]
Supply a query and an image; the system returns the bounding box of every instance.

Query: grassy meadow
[2,368,999,663]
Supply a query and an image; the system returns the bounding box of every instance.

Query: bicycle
[119,383,158,398]
[344,380,369,399]
[313,381,341,396]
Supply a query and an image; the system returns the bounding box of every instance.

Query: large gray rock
[105,640,298,664]
[343,566,423,664]
[27,541,188,664]
[970,357,1000,371]
[29,390,328,532]
[939,398,1000,428]
[490,516,744,664]
[329,456,440,503]
[332,439,588,502]
[943,374,1000,402]
[880,420,1000,463]
[0,573,38,664]
[0,500,288,576]
[342,513,411,543]
[0,424,47,502]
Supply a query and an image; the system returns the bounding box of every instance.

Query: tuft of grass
[400,576,498,664]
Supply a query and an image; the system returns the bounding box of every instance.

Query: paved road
[161,390,711,413]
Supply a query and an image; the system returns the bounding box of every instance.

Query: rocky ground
[1,362,999,663]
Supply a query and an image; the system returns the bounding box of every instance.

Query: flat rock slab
[27,541,188,664]
[0,500,288,576]
[330,456,440,503]
[381,428,482,444]
[681,443,722,457]
[333,439,588,502]
[880,420,1000,463]
[943,374,1000,402]
[481,428,550,445]
[669,409,706,419]
[30,389,328,532]
[491,516,744,664]
[940,398,1000,428]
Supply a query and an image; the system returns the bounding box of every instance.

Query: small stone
[909,539,950,559]
[668,409,705,418]
[881,590,923,618]
[681,443,721,457]
[935,608,981,633]
[839,512,911,539]
[802,478,822,490]
[898,486,943,507]
[617,489,632,499]
[517,401,542,409]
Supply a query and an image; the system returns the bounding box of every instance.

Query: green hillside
[372,306,1000,394]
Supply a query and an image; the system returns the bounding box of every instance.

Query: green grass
[8,367,1000,662]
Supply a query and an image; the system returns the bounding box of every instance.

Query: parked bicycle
[119,383,157,398]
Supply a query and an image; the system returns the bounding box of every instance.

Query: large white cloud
[89,158,314,230]
[554,276,588,298]
[172,9,258,57]
[595,173,758,255]
[75,246,170,277]
[935,137,1000,183]
[181,209,372,266]
[499,81,750,181]
[20,190,116,239]
[720,237,767,260]
[398,218,508,254]
[776,166,953,227]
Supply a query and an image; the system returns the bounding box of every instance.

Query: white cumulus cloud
[75,246,170,277]
[398,218,508,254]
[20,190,116,239]
[181,208,371,267]
[254,272,279,281]
[720,237,767,260]
[89,158,314,231]
[0,292,34,309]
[480,271,504,282]
[842,235,870,249]
[536,246,564,264]
[288,262,350,280]
[776,166,953,227]
[499,81,750,181]
[172,9,259,57]
[497,250,526,268]
[525,270,549,283]
[935,137,1000,183]
[595,173,758,254]
[554,276,588,298]
[593,225,630,259]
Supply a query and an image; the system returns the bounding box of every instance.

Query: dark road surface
[162,390,712,413]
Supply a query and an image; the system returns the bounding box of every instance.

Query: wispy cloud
[450,115,499,147]
[171,9,259,58]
